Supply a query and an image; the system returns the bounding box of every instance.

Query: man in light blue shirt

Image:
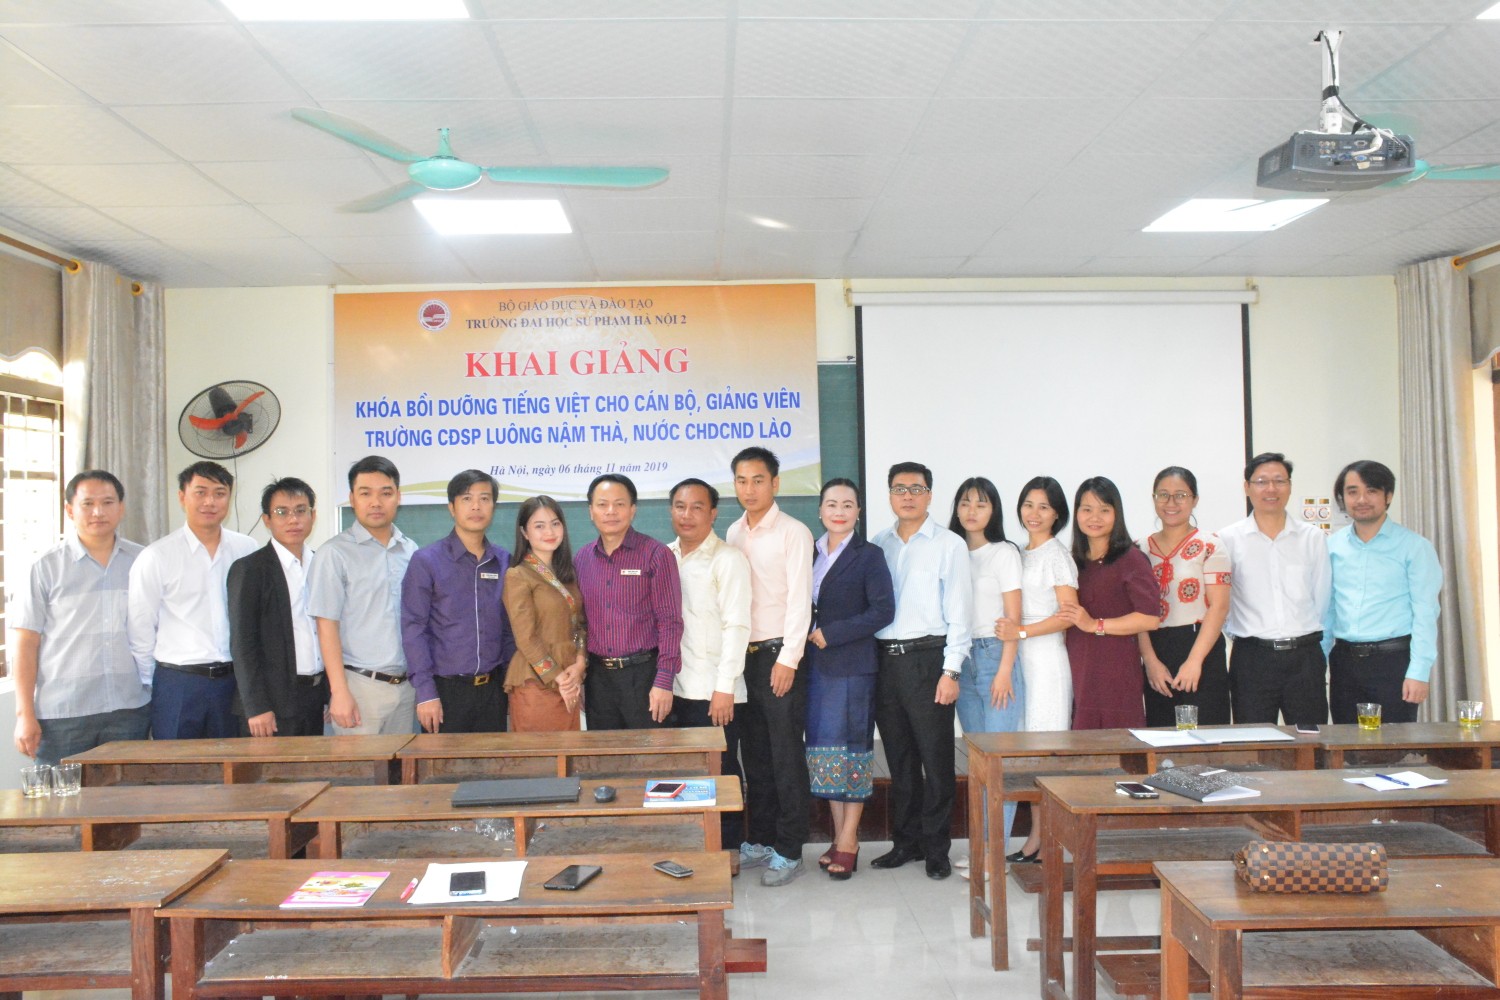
[1323,460,1442,725]
[868,461,972,880]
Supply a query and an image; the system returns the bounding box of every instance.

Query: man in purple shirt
[400,469,515,733]
[574,473,684,729]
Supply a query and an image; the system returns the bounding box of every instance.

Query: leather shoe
[870,846,921,869]
[926,856,952,880]
[1006,848,1040,864]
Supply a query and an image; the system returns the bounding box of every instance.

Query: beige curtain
[1396,258,1488,718]
[1472,263,1500,365]
[62,261,168,543]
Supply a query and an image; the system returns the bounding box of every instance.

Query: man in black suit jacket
[228,477,327,737]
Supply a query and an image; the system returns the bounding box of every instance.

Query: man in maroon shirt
[574,474,684,729]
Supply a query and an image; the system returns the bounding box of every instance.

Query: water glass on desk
[1357,702,1382,731]
[1175,704,1198,730]
[51,763,81,796]
[1458,700,1484,730]
[20,765,52,798]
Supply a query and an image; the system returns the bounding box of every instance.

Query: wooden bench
[294,775,742,859]
[66,735,413,786]
[0,848,226,1000]
[1317,720,1500,770]
[397,729,725,784]
[1155,857,1500,999]
[162,852,759,1000]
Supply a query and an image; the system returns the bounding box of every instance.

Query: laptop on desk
[450,777,582,807]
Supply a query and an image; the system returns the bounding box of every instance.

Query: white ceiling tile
[474,0,730,19]
[11,163,238,206]
[1037,154,1246,201]
[880,153,1057,200]
[1074,256,1221,275]
[492,19,726,99]
[446,235,590,267]
[98,204,288,241]
[525,99,724,157]
[1100,231,1262,258]
[1,106,175,164]
[911,99,1133,157]
[341,261,480,285]
[731,99,927,154]
[721,229,856,258]
[195,160,392,205]
[584,230,719,259]
[308,101,542,163]
[958,256,1094,276]
[0,1,227,24]
[162,237,333,272]
[566,197,721,233]
[116,103,364,163]
[1,24,299,104]
[299,234,469,265]
[254,201,432,239]
[0,43,91,104]
[1092,99,1312,152]
[978,0,1230,18]
[1419,195,1500,228]
[0,204,146,243]
[727,155,896,198]
[1356,22,1500,101]
[740,0,982,16]
[860,195,1028,231]
[1432,117,1500,158]
[593,258,721,281]
[65,240,236,285]
[457,261,601,284]
[978,227,1128,258]
[1358,228,1498,261]
[723,256,850,279]
[0,166,80,206]
[1004,196,1180,231]
[735,19,967,99]
[726,197,872,231]
[842,256,966,278]
[852,227,993,257]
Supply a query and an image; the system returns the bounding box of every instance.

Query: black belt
[747,637,784,655]
[1336,635,1411,657]
[1235,631,1322,652]
[346,666,407,685]
[293,672,327,688]
[435,669,496,687]
[588,649,657,670]
[158,661,233,679]
[878,634,947,657]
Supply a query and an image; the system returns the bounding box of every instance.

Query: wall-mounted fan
[291,108,670,212]
[178,381,281,459]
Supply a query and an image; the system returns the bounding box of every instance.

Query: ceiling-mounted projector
[1257,129,1416,191]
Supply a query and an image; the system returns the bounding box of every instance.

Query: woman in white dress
[995,475,1078,862]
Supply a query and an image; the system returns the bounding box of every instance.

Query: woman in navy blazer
[804,478,895,880]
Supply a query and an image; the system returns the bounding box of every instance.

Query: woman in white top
[948,477,1025,846]
[995,475,1078,863]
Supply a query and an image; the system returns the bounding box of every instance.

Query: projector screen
[858,301,1249,546]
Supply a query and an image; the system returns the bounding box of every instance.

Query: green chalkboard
[344,362,861,547]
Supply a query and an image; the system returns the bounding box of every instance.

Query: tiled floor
[35,840,1163,1000]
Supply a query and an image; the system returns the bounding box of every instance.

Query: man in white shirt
[12,470,148,765]
[1219,452,1331,726]
[725,447,814,887]
[869,461,972,880]
[668,478,751,848]
[228,477,326,737]
[129,461,259,740]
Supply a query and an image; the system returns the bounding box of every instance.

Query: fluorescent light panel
[1144,198,1327,233]
[224,0,469,21]
[416,198,573,235]
[1478,2,1500,18]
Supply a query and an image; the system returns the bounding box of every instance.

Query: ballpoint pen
[1374,773,1410,787]
[399,877,419,901]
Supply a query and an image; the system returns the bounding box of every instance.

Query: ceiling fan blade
[291,108,425,164]
[338,181,428,213]
[483,165,669,188]
[1422,163,1500,182]
[1382,159,1432,188]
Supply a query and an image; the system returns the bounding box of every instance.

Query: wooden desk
[67,735,413,786]
[1318,721,1500,770]
[0,848,225,1000]
[295,776,742,859]
[964,725,1316,970]
[0,782,326,858]
[1158,858,1500,999]
[1039,768,1500,1000]
[163,852,747,1000]
[398,728,726,784]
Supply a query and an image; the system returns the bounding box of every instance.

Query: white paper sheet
[1343,770,1448,792]
[406,861,528,904]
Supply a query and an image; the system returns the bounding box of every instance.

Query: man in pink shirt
[726,446,814,886]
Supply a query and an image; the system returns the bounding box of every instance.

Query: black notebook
[450,777,582,807]
[1142,764,1260,802]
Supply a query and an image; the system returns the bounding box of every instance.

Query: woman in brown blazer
[503,496,587,731]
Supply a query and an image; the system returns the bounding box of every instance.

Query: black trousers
[739,645,810,859]
[875,645,955,861]
[671,696,746,846]
[433,672,507,733]
[1143,625,1231,728]
[584,656,666,730]
[1228,637,1328,726]
[250,674,328,737]
[1329,638,1418,725]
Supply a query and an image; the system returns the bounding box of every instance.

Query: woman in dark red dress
[1061,476,1160,729]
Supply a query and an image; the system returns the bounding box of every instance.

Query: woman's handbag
[1232,840,1388,893]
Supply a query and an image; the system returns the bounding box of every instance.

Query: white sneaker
[761,850,805,886]
[739,842,775,869]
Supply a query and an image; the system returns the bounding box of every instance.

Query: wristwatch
[1094,618,1106,637]
[943,669,960,681]
[1017,628,1029,640]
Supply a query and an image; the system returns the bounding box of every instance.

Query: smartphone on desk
[1114,781,1159,799]
[449,870,486,896]
[653,859,694,879]
[543,864,603,891]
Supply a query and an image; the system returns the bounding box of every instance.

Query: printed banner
[334,284,820,502]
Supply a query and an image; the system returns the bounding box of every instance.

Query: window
[0,355,64,679]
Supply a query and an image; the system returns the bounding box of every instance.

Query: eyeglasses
[1249,478,1291,489]
[271,506,312,519]
[889,485,931,496]
[1152,491,1193,503]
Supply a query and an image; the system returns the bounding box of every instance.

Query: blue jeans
[35,704,150,767]
[956,637,1026,842]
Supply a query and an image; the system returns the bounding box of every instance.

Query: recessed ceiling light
[415,198,573,236]
[1143,198,1327,233]
[1478,2,1500,18]
[747,215,791,230]
[224,0,469,21]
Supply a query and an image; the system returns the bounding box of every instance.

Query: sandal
[827,848,859,881]
[818,845,836,869]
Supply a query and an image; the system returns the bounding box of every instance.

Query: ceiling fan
[290,108,669,212]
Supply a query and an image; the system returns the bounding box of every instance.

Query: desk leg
[1160,890,1188,1000]
[1485,803,1500,856]
[704,811,721,851]
[1211,930,1242,1000]
[697,909,728,1000]
[966,752,985,939]
[130,909,164,1000]
[1039,793,1067,1000]
[1069,812,1098,1000]
[168,918,201,1000]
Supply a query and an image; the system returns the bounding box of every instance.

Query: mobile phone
[1114,781,1159,799]
[646,780,686,799]
[448,870,486,896]
[543,864,603,891]
[653,859,694,879]
[1296,723,1320,734]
